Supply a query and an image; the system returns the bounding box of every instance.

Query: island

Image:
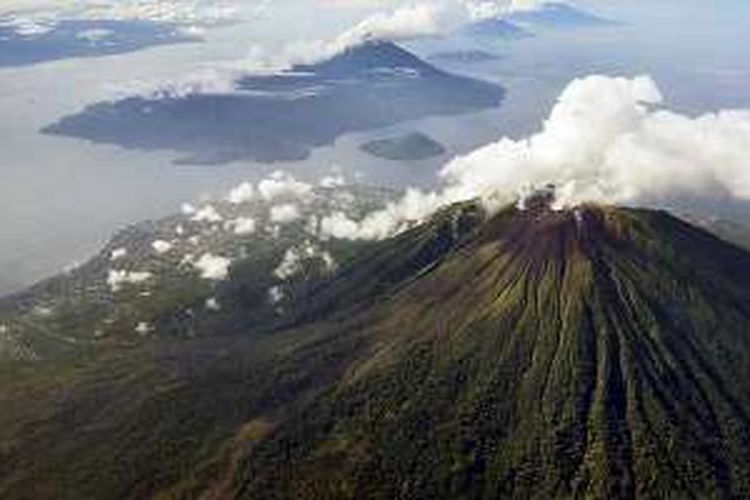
[360,132,447,161]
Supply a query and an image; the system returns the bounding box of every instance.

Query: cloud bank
[321,75,750,240]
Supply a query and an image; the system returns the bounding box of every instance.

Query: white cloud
[439,74,750,210]
[151,240,174,254]
[319,211,362,240]
[270,204,301,224]
[193,253,231,280]
[135,321,153,336]
[76,28,112,43]
[273,240,337,280]
[205,297,221,311]
[268,285,285,305]
[227,181,255,204]
[320,188,440,240]
[191,204,223,223]
[336,3,443,46]
[107,269,152,292]
[320,75,750,240]
[282,2,466,67]
[319,174,346,188]
[509,0,545,12]
[258,171,313,202]
[225,217,257,235]
[142,68,238,99]
[34,306,53,317]
[110,247,128,261]
[89,0,238,25]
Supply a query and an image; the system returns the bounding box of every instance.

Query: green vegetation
[2,202,750,498]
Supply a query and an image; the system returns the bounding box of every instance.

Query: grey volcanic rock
[42,41,505,165]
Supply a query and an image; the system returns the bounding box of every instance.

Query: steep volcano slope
[236,204,750,499]
[2,203,750,499]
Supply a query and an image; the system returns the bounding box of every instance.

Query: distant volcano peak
[295,40,438,77]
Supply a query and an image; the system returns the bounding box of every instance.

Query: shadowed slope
[235,204,750,498]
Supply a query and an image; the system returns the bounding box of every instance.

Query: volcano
[461,18,533,39]
[2,201,750,498]
[505,3,614,29]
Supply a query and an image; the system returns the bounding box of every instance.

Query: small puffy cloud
[191,204,223,223]
[107,269,152,292]
[205,297,221,311]
[193,253,231,281]
[135,322,153,336]
[34,306,53,317]
[110,247,128,261]
[336,3,443,46]
[286,2,460,66]
[76,28,112,43]
[227,181,255,204]
[258,171,313,202]
[181,203,196,215]
[151,240,174,254]
[320,188,439,240]
[142,68,238,99]
[268,285,285,305]
[319,174,346,188]
[273,241,337,280]
[225,217,257,235]
[319,211,362,240]
[270,204,302,224]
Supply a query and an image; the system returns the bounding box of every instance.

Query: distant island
[460,18,533,40]
[428,50,501,64]
[42,41,504,165]
[360,132,446,161]
[0,19,199,67]
[504,2,615,30]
